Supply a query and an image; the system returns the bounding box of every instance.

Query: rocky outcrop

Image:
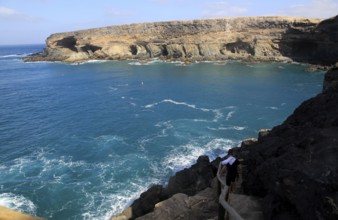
[111,156,218,220]
[26,16,338,65]
[231,67,338,220]
[136,186,218,220]
[0,206,44,220]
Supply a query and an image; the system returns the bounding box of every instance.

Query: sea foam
[0,193,37,215]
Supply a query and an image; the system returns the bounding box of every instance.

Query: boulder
[136,186,218,220]
[167,155,216,196]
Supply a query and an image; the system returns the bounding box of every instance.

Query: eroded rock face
[111,156,218,220]
[26,16,338,64]
[236,67,338,220]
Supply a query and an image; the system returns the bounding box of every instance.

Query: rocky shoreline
[22,14,338,220]
[25,16,338,67]
[112,67,338,220]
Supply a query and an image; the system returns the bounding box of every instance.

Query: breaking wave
[0,193,37,215]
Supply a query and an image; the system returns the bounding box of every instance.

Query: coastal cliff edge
[26,16,338,66]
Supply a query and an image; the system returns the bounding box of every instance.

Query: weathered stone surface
[167,155,216,196]
[166,44,184,58]
[0,206,44,220]
[25,16,338,65]
[136,186,218,220]
[111,155,217,220]
[237,67,338,220]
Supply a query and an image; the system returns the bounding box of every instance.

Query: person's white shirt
[221,156,236,165]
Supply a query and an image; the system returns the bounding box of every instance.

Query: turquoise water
[0,45,324,219]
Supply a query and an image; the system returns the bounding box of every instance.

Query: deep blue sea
[0,45,324,219]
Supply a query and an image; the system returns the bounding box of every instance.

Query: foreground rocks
[112,156,219,220]
[26,16,338,65]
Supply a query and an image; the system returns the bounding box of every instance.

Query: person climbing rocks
[220,155,240,191]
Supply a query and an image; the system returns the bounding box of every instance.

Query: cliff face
[233,67,338,220]
[26,16,338,65]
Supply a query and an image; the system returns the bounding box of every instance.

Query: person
[220,155,240,188]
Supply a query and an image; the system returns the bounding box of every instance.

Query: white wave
[87,60,109,63]
[145,99,197,109]
[162,138,237,172]
[226,110,236,121]
[108,86,118,92]
[0,53,32,58]
[207,126,246,131]
[128,59,159,66]
[68,60,110,65]
[96,135,127,146]
[155,121,174,136]
[0,193,37,215]
[213,109,224,122]
[145,99,234,122]
[213,61,228,65]
[230,126,246,130]
[117,84,129,87]
[266,106,278,110]
[81,175,159,220]
[192,119,209,122]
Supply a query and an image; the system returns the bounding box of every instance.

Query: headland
[26,16,338,67]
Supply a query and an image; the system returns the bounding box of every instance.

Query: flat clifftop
[48,16,321,39]
[26,16,338,65]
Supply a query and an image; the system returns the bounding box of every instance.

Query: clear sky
[0,0,337,45]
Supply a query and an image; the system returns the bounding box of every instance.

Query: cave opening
[130,45,138,55]
[56,36,77,52]
[81,44,102,53]
[162,45,169,56]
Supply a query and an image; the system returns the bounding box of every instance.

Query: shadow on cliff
[234,67,338,220]
[279,15,338,65]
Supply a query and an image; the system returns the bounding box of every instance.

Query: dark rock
[113,155,217,219]
[129,185,168,219]
[167,155,216,196]
[241,68,338,220]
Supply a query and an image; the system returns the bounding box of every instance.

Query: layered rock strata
[26,16,338,65]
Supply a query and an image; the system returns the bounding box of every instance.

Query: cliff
[26,16,338,65]
[231,67,338,220]
[112,68,338,220]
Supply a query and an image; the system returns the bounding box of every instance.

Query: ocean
[0,44,324,219]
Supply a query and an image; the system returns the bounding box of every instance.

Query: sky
[0,0,337,45]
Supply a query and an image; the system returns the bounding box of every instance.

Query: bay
[0,45,324,219]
